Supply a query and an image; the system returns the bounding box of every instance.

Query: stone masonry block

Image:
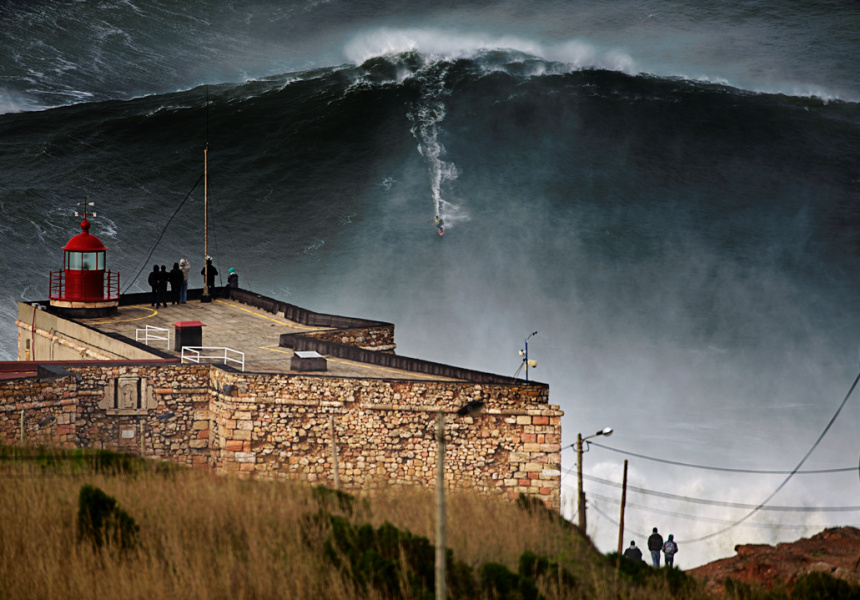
[509,452,529,463]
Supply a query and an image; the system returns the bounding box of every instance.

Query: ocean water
[2,0,859,567]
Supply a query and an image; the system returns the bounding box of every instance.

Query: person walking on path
[169,262,183,305]
[157,265,169,308]
[623,541,643,562]
[148,264,160,307]
[178,258,190,303]
[662,534,678,568]
[201,256,218,298]
[647,527,664,567]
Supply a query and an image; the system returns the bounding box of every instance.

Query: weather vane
[74,198,97,221]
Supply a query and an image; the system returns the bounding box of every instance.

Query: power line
[569,371,860,544]
[588,500,840,544]
[679,370,860,542]
[584,489,836,530]
[589,502,649,539]
[567,468,860,512]
[583,441,858,475]
[122,174,203,293]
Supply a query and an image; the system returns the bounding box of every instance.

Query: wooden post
[329,415,340,490]
[435,412,446,600]
[616,459,628,569]
[20,409,24,445]
[577,432,586,533]
[201,144,211,302]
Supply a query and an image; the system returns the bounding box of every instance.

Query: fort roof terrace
[9,288,560,509]
[17,288,536,386]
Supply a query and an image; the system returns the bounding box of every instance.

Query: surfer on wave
[435,215,444,236]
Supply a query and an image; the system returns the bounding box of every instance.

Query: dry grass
[0,449,705,600]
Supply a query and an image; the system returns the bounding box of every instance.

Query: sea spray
[407,61,468,230]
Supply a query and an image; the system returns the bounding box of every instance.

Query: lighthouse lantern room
[49,202,119,317]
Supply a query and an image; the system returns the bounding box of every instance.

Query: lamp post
[575,426,613,534]
[435,412,446,600]
[436,402,484,600]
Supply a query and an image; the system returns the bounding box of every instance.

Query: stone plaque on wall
[117,377,140,410]
[99,376,156,415]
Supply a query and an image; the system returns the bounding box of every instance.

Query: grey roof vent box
[291,350,327,372]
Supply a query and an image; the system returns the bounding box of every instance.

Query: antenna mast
[201,86,212,303]
[202,144,211,302]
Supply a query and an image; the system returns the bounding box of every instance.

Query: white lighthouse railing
[181,346,245,372]
[135,325,171,349]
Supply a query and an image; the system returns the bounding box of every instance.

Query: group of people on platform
[148,256,239,308]
[622,527,678,568]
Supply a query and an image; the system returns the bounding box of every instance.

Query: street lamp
[575,427,613,534]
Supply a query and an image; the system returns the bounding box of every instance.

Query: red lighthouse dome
[49,210,119,317]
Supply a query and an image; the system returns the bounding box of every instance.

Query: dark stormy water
[2,0,860,566]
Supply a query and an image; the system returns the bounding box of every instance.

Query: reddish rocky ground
[688,527,860,596]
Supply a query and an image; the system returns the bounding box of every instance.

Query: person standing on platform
[148,264,160,307]
[201,256,218,298]
[227,267,238,292]
[157,265,169,308]
[169,262,183,305]
[178,258,190,303]
[648,527,664,567]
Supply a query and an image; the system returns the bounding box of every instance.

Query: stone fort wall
[0,363,562,509]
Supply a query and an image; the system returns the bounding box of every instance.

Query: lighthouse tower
[48,203,120,317]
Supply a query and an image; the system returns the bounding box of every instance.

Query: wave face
[2,0,860,567]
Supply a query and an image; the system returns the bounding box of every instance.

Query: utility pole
[577,432,586,532]
[329,415,340,490]
[201,144,211,303]
[576,427,614,535]
[616,459,628,569]
[435,412,446,600]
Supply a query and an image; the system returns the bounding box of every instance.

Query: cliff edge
[689,526,860,596]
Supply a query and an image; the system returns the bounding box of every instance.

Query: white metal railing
[181,346,245,371]
[136,325,170,349]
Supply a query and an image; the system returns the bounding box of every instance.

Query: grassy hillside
[0,445,704,600]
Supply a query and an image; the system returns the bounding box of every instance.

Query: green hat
[229,267,235,274]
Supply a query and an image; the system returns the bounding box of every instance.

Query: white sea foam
[345,28,638,76]
[0,88,44,114]
[405,61,470,229]
[342,27,860,103]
